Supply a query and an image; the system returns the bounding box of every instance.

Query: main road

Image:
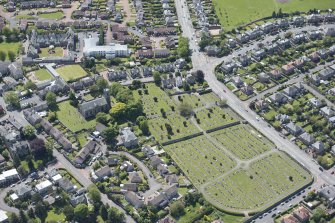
[174,0,335,188]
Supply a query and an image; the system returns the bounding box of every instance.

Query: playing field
[38,11,64,20]
[39,47,64,58]
[213,0,335,30]
[56,101,96,132]
[56,65,87,82]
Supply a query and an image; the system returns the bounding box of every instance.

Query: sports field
[213,0,335,30]
[56,65,87,82]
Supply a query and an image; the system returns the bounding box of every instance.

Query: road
[175,0,335,217]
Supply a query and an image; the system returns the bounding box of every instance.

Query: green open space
[0,42,20,60]
[39,47,64,58]
[213,0,335,30]
[164,135,236,187]
[56,101,96,132]
[195,106,239,131]
[34,69,54,81]
[45,209,65,222]
[204,152,311,212]
[56,65,87,82]
[209,124,272,160]
[38,11,64,20]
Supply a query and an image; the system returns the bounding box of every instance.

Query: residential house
[281,63,295,75]
[58,178,75,193]
[319,68,335,80]
[165,174,178,185]
[269,69,282,80]
[241,85,254,95]
[108,157,119,166]
[8,62,23,80]
[284,122,303,136]
[258,72,270,83]
[150,156,163,169]
[122,183,137,192]
[35,180,53,194]
[157,164,169,176]
[142,145,155,157]
[252,49,266,61]
[239,55,251,67]
[16,186,32,199]
[320,106,335,118]
[205,45,220,57]
[0,169,20,185]
[318,185,335,208]
[293,206,310,223]
[129,172,142,183]
[74,140,101,165]
[254,100,269,111]
[275,114,290,124]
[309,52,320,63]
[120,161,134,172]
[283,85,300,98]
[70,194,87,206]
[268,92,287,105]
[281,215,299,223]
[298,132,315,146]
[309,97,322,108]
[231,76,244,88]
[317,49,328,59]
[92,166,112,181]
[120,127,138,148]
[311,141,325,155]
[221,62,238,74]
[124,191,144,208]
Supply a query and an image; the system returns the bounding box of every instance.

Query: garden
[34,69,54,81]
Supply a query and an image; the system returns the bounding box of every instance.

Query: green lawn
[38,11,64,19]
[39,47,64,58]
[213,0,335,30]
[56,65,87,82]
[16,14,35,19]
[34,69,54,81]
[0,42,20,60]
[45,209,65,222]
[56,101,96,132]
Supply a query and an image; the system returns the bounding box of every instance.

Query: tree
[139,119,150,135]
[7,50,15,62]
[177,36,190,58]
[19,210,27,223]
[170,201,185,218]
[313,208,326,222]
[96,77,108,92]
[153,71,161,86]
[25,80,37,91]
[88,184,101,205]
[98,27,105,45]
[8,213,20,223]
[69,91,78,107]
[110,102,127,120]
[116,88,133,103]
[34,203,47,220]
[28,137,46,158]
[74,204,89,222]
[126,100,143,120]
[96,112,108,124]
[0,51,6,61]
[45,92,57,109]
[100,204,108,220]
[28,208,35,218]
[4,91,20,108]
[63,205,74,221]
[108,207,125,223]
[23,125,36,139]
[193,70,205,84]
[101,125,118,143]
[178,102,193,117]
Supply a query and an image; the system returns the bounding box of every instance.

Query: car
[319,167,324,171]
[10,184,15,188]
[271,213,276,218]
[289,204,292,207]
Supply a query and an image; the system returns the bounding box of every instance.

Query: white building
[83,38,129,59]
[35,180,53,194]
[51,174,62,183]
[0,168,20,185]
[0,210,8,223]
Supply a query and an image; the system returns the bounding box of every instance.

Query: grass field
[213,0,335,30]
[39,47,64,58]
[164,135,236,187]
[38,11,64,19]
[56,101,96,132]
[209,125,273,160]
[195,106,239,131]
[45,209,65,222]
[34,69,54,81]
[56,65,87,82]
[203,153,311,212]
[0,42,20,60]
